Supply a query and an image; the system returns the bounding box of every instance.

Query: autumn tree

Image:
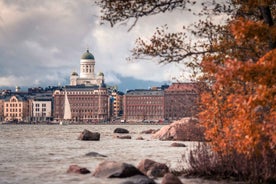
[96,0,276,181]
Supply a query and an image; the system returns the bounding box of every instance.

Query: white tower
[80,49,95,79]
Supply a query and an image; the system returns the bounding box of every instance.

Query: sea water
[0,124,235,184]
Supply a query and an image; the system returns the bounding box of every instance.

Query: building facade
[53,86,110,123]
[31,97,52,122]
[4,95,30,122]
[0,98,4,122]
[123,89,165,122]
[111,91,124,118]
[122,83,199,122]
[164,83,198,120]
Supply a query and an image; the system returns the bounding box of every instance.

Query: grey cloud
[0,0,198,89]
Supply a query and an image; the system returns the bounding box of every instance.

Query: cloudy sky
[0,0,198,92]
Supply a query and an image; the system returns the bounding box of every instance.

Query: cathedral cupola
[80,49,95,79]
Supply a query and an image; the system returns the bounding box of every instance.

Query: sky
[0,0,199,92]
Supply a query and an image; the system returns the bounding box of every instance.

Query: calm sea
[0,124,234,184]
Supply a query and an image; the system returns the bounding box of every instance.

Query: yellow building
[4,95,30,122]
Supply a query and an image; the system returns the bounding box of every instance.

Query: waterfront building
[3,95,30,122]
[31,96,52,122]
[0,98,4,121]
[164,83,198,120]
[111,91,124,118]
[70,49,104,86]
[123,89,165,122]
[53,85,109,123]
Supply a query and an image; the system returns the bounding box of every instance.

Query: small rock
[140,129,159,134]
[161,173,183,184]
[114,128,129,134]
[78,129,100,141]
[136,136,144,140]
[85,151,107,157]
[170,142,186,147]
[93,161,144,178]
[121,175,156,184]
[137,159,169,178]
[116,135,132,139]
[67,164,91,174]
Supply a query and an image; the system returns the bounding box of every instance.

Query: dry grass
[178,142,276,183]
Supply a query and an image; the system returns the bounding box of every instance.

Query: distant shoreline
[0,121,167,126]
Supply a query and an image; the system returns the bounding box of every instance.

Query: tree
[96,0,276,181]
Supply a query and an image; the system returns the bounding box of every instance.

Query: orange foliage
[200,50,276,156]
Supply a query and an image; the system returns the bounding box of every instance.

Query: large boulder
[152,118,204,141]
[67,164,91,174]
[114,128,129,134]
[93,161,144,178]
[137,159,169,178]
[161,173,183,184]
[78,129,100,141]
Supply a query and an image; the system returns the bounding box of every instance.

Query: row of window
[34,104,47,107]
[6,103,22,107]
[62,91,106,95]
[35,108,47,112]
[126,97,164,100]
[34,113,47,117]
[6,113,22,117]
[6,109,21,112]
[127,106,163,110]
[69,103,108,107]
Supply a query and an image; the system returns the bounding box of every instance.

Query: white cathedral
[70,49,104,86]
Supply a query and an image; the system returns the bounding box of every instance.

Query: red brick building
[53,85,110,123]
[123,89,165,122]
[164,83,198,120]
[123,83,199,122]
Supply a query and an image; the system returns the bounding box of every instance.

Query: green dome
[81,49,95,60]
[71,71,78,76]
[98,72,104,76]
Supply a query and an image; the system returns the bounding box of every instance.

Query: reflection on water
[0,124,234,184]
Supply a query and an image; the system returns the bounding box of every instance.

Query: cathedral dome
[81,49,95,60]
[71,71,78,76]
[98,72,104,76]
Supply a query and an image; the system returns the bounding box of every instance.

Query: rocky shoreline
[68,117,205,184]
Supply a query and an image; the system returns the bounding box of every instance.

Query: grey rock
[85,151,107,157]
[116,135,132,139]
[78,129,100,141]
[170,142,186,147]
[114,128,129,134]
